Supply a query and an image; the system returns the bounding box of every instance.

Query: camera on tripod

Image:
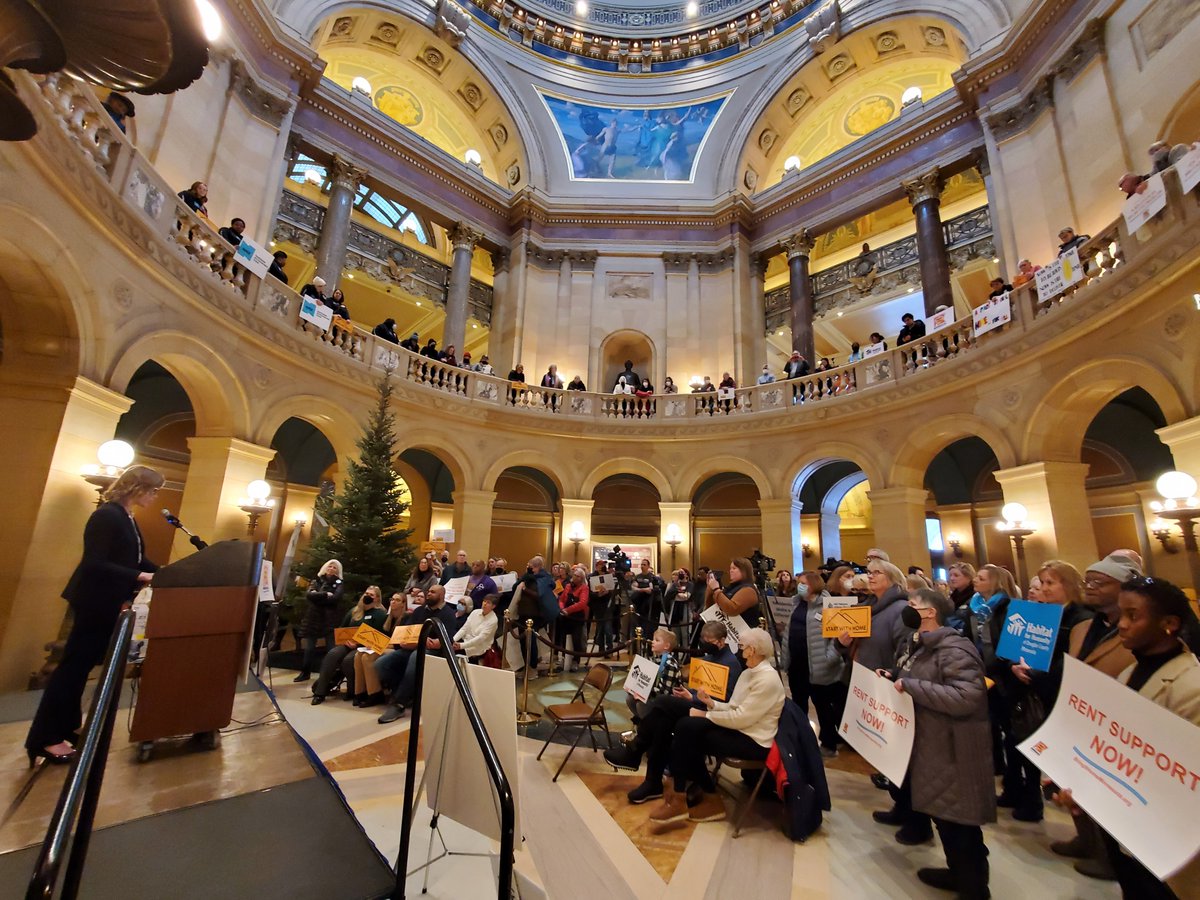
[606,545,632,573]
[749,548,776,589]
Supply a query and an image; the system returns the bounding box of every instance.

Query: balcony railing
[24,70,1195,429]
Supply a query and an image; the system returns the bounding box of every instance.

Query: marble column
[993,462,1097,571]
[866,486,932,574]
[903,167,952,317]
[313,155,367,290]
[451,489,496,560]
[174,437,277,559]
[783,229,816,362]
[445,222,482,358]
[488,247,512,372]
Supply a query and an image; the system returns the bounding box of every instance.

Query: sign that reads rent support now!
[1019,656,1200,881]
[838,663,915,784]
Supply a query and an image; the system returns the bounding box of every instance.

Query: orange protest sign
[353,623,391,654]
[822,605,872,639]
[688,659,730,701]
[334,627,358,645]
[390,624,424,648]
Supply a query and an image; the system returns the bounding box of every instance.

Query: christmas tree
[291,374,414,604]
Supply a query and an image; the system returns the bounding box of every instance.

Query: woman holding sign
[310,586,387,705]
[788,572,846,758]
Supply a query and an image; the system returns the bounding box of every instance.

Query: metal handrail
[395,617,515,899]
[26,608,135,900]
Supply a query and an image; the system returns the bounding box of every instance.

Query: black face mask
[901,605,924,629]
[699,641,720,655]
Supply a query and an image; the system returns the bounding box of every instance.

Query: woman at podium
[25,466,163,767]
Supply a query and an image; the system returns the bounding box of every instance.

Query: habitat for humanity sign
[995,600,1064,671]
[1019,656,1200,880]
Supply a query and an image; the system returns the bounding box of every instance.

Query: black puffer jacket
[301,573,345,637]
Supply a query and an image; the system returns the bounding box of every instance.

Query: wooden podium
[130,540,263,755]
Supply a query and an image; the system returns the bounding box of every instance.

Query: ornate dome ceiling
[512,0,774,37]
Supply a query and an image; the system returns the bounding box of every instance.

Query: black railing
[395,618,515,899]
[26,608,135,900]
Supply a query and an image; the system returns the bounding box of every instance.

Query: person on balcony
[372,318,399,344]
[847,342,863,363]
[218,217,245,247]
[718,372,737,413]
[300,275,327,303]
[541,364,563,410]
[757,365,776,385]
[1012,258,1041,287]
[420,338,440,360]
[868,331,887,350]
[897,313,925,345]
[400,332,420,353]
[177,181,208,216]
[440,345,459,367]
[268,250,288,284]
[473,354,494,375]
[327,289,350,321]
[614,359,641,391]
[567,375,586,391]
[507,363,526,404]
[662,376,678,394]
[101,91,135,135]
[635,377,655,416]
[987,277,1013,299]
[1057,227,1090,257]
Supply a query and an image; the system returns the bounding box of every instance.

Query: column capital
[491,247,511,274]
[865,485,930,506]
[451,221,483,252]
[451,488,497,506]
[1156,416,1200,452]
[561,498,596,511]
[757,497,801,514]
[185,435,277,466]
[903,166,944,206]
[328,154,368,191]
[782,228,815,260]
[992,461,1091,489]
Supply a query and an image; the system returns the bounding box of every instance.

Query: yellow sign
[390,624,424,648]
[354,623,392,654]
[822,605,872,639]
[334,627,358,645]
[420,541,445,555]
[688,659,731,701]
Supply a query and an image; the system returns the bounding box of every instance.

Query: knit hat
[1085,554,1142,583]
[312,276,326,287]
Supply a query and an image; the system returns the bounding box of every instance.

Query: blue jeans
[374,648,413,692]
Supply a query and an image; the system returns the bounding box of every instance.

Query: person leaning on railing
[25,466,164,767]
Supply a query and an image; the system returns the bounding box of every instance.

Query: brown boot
[648,785,688,825]
[688,792,726,823]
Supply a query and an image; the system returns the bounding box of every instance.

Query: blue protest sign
[995,599,1065,671]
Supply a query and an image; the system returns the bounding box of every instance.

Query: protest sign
[334,627,358,645]
[1019,656,1200,880]
[443,576,470,605]
[390,624,424,647]
[700,604,750,652]
[717,387,735,401]
[494,572,518,592]
[688,659,730,701]
[1035,248,1084,303]
[299,296,333,331]
[821,605,871,639]
[233,235,273,277]
[623,655,658,702]
[257,560,275,603]
[353,623,391,654]
[1122,174,1167,233]
[433,528,456,542]
[589,573,616,592]
[924,307,954,333]
[825,596,857,609]
[995,599,1064,671]
[838,662,916,784]
[1177,147,1200,194]
[972,292,1011,337]
[861,342,886,359]
[767,593,797,627]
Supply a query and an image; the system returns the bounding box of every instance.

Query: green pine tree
[291,374,414,607]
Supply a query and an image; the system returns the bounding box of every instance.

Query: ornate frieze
[229,58,293,128]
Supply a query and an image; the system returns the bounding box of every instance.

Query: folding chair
[535,663,614,782]
[709,756,772,838]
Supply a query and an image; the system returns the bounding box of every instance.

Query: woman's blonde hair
[948,561,977,582]
[351,585,381,622]
[905,572,932,592]
[319,559,343,579]
[800,571,826,595]
[1038,559,1083,604]
[977,564,1019,599]
[867,559,905,587]
[102,465,164,505]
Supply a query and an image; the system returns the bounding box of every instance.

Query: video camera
[606,545,632,574]
[749,548,776,590]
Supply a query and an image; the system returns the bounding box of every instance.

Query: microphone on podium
[161,509,208,551]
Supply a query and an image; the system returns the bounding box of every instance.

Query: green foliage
[291,374,414,603]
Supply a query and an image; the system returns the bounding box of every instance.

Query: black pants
[313,644,355,697]
[641,694,695,776]
[669,716,768,793]
[810,681,848,750]
[553,616,586,665]
[888,775,932,836]
[27,606,116,752]
[1101,830,1177,899]
[787,669,810,719]
[301,630,333,675]
[933,818,990,900]
[518,618,544,668]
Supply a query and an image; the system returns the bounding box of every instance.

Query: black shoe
[996,793,1018,808]
[916,868,956,892]
[1012,806,1043,822]
[378,704,406,724]
[896,826,934,846]
[311,695,325,706]
[872,807,904,827]
[341,692,355,702]
[871,774,891,790]
[627,780,664,804]
[359,692,385,708]
[603,745,643,772]
[293,672,311,683]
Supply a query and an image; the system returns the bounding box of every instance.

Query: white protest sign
[443,575,470,605]
[700,604,750,652]
[972,292,1011,337]
[837,662,916,785]
[623,654,659,702]
[861,342,886,359]
[767,593,796,628]
[258,559,275,603]
[924,308,954,333]
[493,572,517,592]
[825,596,857,609]
[1176,147,1200,194]
[1122,173,1167,233]
[233,235,273,277]
[1035,248,1084,303]
[1019,656,1200,881]
[717,387,735,401]
[589,573,616,592]
[433,528,456,542]
[299,296,333,331]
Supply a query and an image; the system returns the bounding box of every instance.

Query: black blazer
[62,502,157,617]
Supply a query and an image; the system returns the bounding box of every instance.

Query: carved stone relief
[924,26,947,47]
[458,81,485,111]
[489,122,509,148]
[804,1,840,53]
[371,21,402,48]
[506,163,522,186]
[875,31,904,55]
[330,16,356,39]
[758,128,777,153]
[744,168,758,190]
[606,273,652,300]
[418,45,449,74]
[825,52,856,81]
[785,86,812,117]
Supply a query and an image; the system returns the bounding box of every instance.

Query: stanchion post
[516,619,540,727]
[634,626,643,658]
[500,609,511,668]
[547,622,556,679]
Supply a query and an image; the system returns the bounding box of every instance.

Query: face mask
[901,605,924,629]
[699,641,719,655]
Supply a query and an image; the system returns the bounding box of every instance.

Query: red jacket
[559,580,589,618]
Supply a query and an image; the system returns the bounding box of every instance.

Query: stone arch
[482,450,569,500]
[788,444,887,499]
[887,413,1018,488]
[253,395,361,469]
[394,428,474,493]
[676,455,775,502]
[108,332,251,438]
[597,329,657,395]
[580,456,673,501]
[1022,357,1189,462]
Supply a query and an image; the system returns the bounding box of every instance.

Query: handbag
[479,643,502,669]
[1009,690,1046,742]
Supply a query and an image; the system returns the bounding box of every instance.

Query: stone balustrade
[28,68,1198,431]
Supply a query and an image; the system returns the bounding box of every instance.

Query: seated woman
[404,556,438,596]
[452,594,499,663]
[648,629,785,824]
[352,592,414,707]
[311,586,387,705]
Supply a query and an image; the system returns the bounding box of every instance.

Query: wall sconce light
[996,502,1036,587]
[946,533,964,558]
[464,148,483,168]
[1150,471,1200,588]
[568,520,587,562]
[81,439,135,503]
[801,541,813,559]
[664,523,682,569]
[293,514,307,528]
[351,76,373,96]
[1150,517,1179,553]
[238,479,276,536]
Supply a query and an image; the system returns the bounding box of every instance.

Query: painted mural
[539,91,729,183]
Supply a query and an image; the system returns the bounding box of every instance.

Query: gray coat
[848,584,911,670]
[899,627,997,826]
[805,592,845,685]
